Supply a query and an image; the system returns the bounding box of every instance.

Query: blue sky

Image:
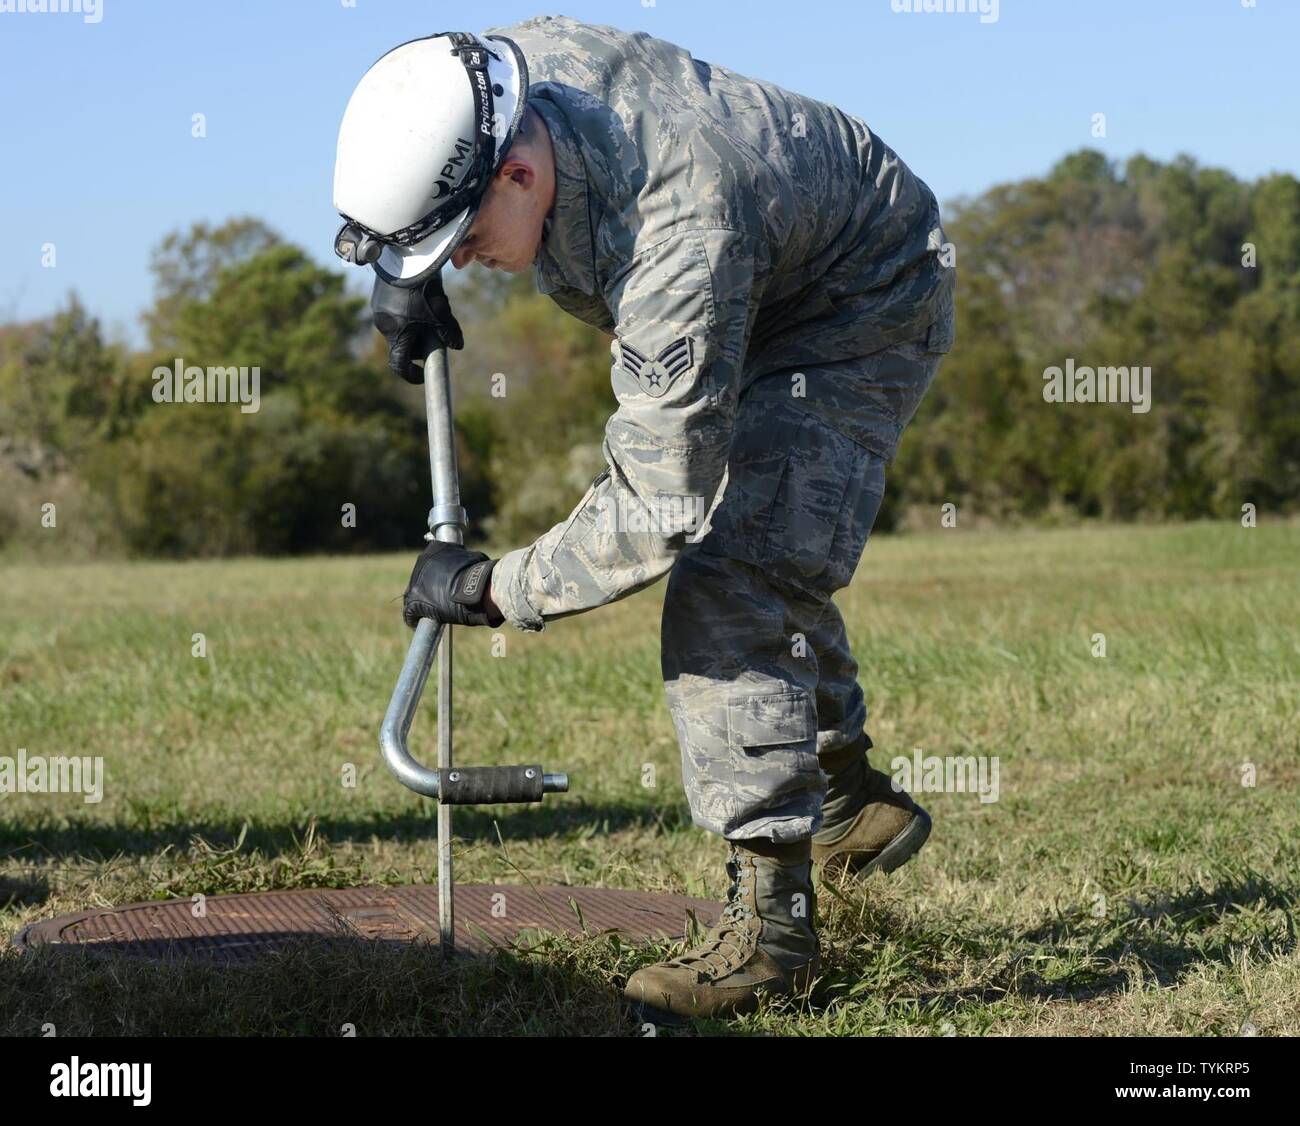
[1,0,1296,344]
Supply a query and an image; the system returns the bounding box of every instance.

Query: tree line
[2,149,1297,560]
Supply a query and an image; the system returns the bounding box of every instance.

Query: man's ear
[501,156,535,190]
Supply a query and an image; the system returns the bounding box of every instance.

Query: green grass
[1,520,1297,1036]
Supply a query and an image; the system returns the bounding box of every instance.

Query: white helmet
[333,31,528,286]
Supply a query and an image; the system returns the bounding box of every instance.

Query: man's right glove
[403,539,503,628]
[371,271,464,384]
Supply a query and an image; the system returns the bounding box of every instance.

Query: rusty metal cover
[14,884,720,963]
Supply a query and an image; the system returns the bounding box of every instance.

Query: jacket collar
[531,93,598,298]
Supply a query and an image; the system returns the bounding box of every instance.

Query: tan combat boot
[624,838,819,1022]
[812,734,932,878]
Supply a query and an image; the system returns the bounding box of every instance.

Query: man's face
[448,163,548,274]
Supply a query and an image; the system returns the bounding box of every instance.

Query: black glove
[403,540,502,628]
[371,271,464,384]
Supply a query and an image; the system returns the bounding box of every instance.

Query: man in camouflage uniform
[341,16,954,1022]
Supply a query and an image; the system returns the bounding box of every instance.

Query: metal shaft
[424,348,462,956]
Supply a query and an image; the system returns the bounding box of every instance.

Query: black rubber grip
[437,764,546,805]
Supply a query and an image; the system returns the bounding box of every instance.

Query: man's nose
[450,245,473,270]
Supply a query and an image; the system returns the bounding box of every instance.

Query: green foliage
[111,226,429,555]
[0,295,130,463]
[0,301,134,556]
[888,149,1300,527]
[143,217,281,353]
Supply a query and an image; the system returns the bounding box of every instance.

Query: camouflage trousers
[661,336,949,843]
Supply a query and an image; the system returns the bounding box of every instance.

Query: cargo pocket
[726,690,820,822]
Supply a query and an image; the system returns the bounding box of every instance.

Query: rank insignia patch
[617,337,695,398]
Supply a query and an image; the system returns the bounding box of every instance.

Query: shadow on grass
[0,873,50,910]
[818,871,1298,1021]
[0,798,696,869]
[0,934,645,1036]
[1011,872,1299,994]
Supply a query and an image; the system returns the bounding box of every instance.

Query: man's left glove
[371,271,464,384]
[403,540,502,628]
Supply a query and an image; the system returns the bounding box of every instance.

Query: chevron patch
[617,336,695,398]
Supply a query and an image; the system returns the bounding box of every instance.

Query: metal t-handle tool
[379,346,568,955]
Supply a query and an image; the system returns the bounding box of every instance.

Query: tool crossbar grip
[437,765,550,805]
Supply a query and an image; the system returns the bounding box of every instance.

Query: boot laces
[671,850,758,981]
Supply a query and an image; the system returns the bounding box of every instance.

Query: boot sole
[623,962,820,1027]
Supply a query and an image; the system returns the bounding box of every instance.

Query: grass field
[1,520,1297,1036]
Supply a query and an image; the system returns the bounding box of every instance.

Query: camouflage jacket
[488,15,953,631]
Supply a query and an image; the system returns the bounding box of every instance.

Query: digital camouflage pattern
[489,14,953,630]
[484,15,954,839]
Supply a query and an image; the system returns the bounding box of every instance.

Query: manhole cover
[14,884,720,962]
